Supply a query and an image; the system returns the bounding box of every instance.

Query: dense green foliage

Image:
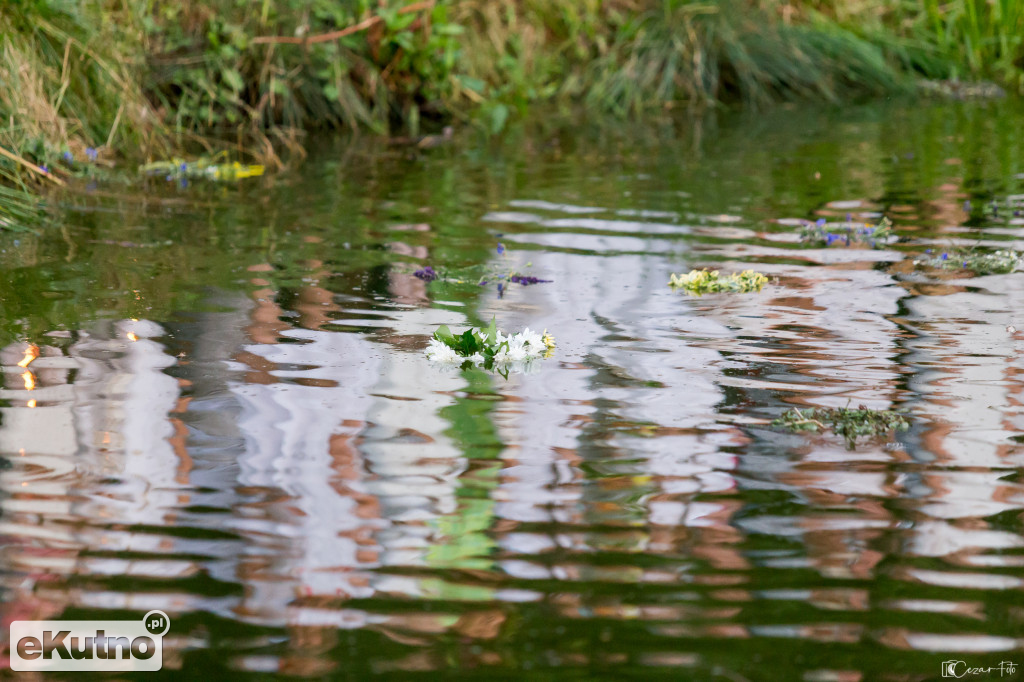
[4,0,1024,228]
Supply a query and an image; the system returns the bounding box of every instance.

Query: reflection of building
[480,204,752,630]
[225,261,473,674]
[0,319,197,660]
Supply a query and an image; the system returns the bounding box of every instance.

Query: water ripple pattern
[2,100,1024,679]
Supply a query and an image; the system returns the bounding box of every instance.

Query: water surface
[3,100,1024,680]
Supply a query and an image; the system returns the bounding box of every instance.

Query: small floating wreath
[914,248,1022,275]
[799,217,893,248]
[669,269,769,295]
[426,318,554,374]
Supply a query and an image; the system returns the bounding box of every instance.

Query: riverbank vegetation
[2,0,1024,228]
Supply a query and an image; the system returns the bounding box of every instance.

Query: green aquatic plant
[800,217,893,248]
[668,269,768,295]
[773,404,909,448]
[914,247,1022,275]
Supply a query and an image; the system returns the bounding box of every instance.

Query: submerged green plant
[800,216,893,248]
[773,404,909,449]
[669,269,768,295]
[915,247,1022,275]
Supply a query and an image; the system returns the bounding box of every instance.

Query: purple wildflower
[816,218,826,227]
[62,151,73,163]
[40,165,48,173]
[497,243,505,255]
[497,282,504,298]
[846,213,852,222]
[180,162,188,172]
[413,266,438,282]
[925,249,933,254]
[941,253,948,260]
[963,200,971,212]
[825,233,837,245]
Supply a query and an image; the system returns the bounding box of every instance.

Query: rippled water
[4,100,1024,679]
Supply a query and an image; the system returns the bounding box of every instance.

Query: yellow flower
[541,330,555,357]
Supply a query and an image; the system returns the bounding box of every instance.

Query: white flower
[506,336,530,362]
[468,352,485,365]
[425,338,461,364]
[519,327,543,350]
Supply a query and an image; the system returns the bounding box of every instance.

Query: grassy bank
[1,0,1023,229]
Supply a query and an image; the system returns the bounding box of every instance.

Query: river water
[2,99,1024,680]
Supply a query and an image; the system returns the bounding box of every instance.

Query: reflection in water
[2,101,1024,678]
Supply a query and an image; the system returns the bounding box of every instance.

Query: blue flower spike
[941,253,949,260]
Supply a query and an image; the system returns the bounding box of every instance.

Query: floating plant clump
[967,196,1024,222]
[426,318,555,375]
[914,248,1022,275]
[800,216,893,248]
[773,404,909,449]
[140,154,264,183]
[410,243,552,298]
[668,269,768,295]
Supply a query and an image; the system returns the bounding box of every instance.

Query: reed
[3,0,1024,231]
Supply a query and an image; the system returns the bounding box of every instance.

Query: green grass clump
[773,404,909,448]
[915,248,1022,275]
[669,269,768,295]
